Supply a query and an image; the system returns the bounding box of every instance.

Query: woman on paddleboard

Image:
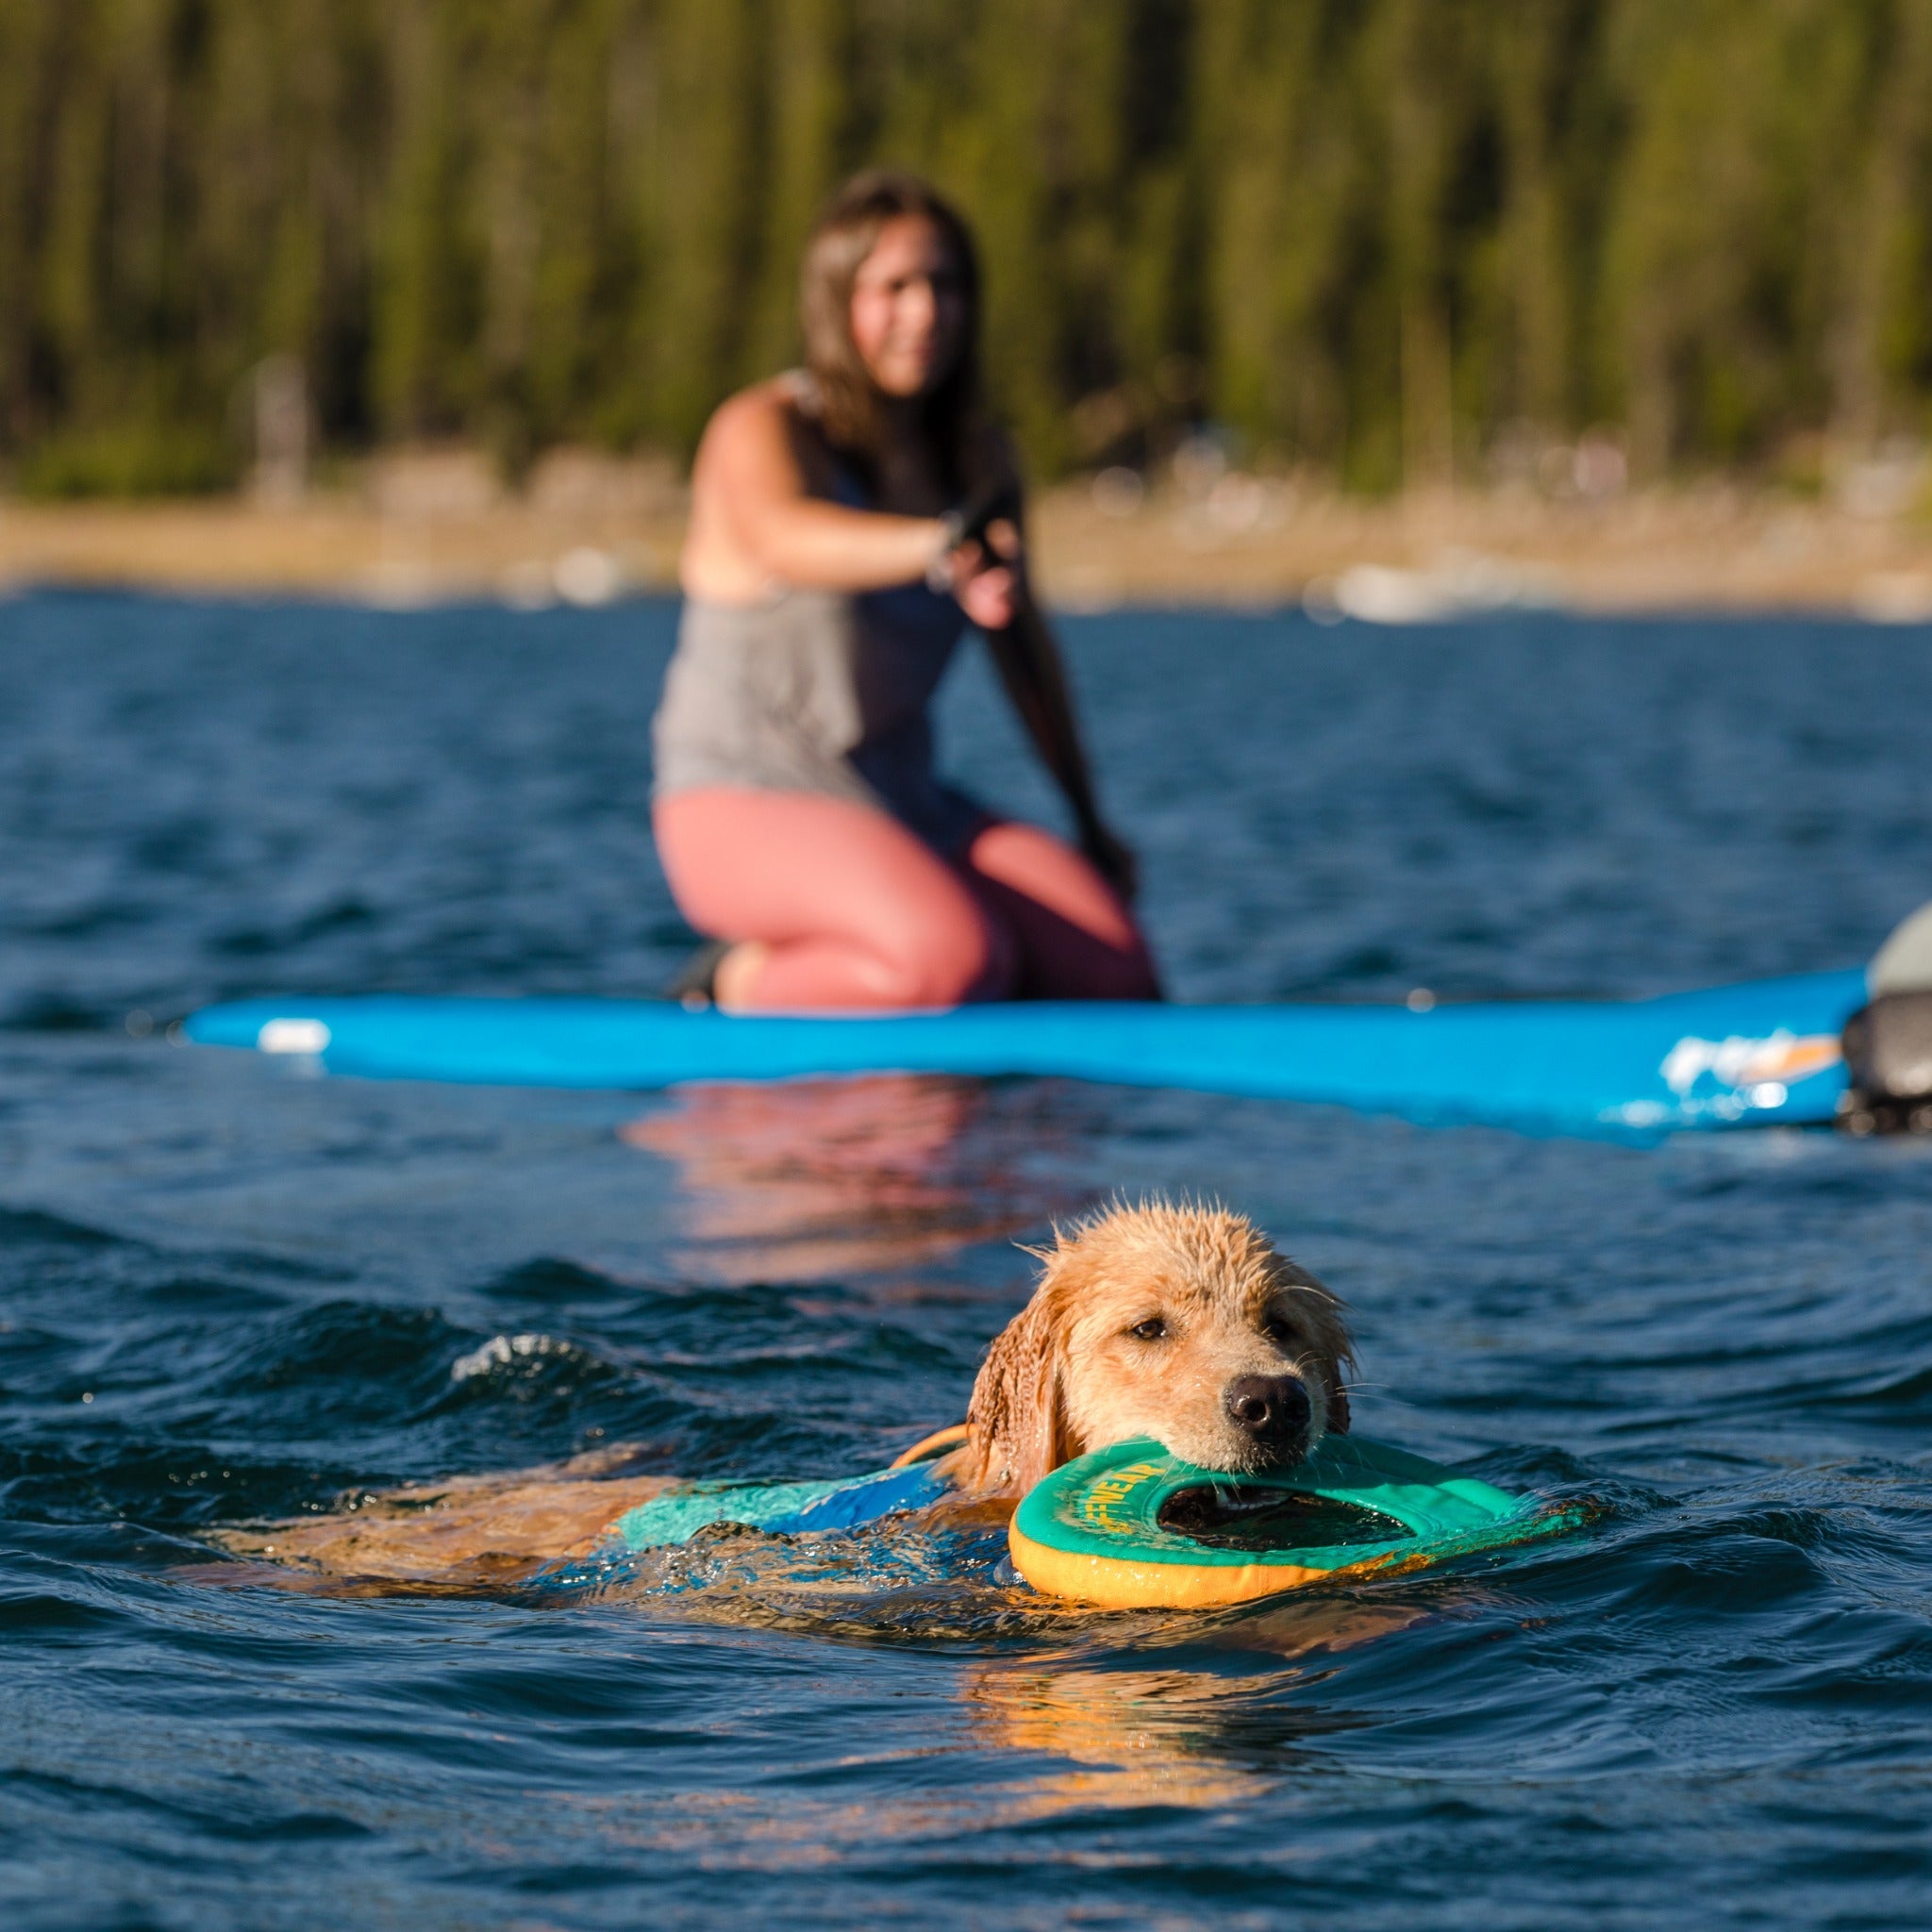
[652,171,1158,1010]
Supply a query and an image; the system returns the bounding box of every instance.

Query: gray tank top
[652,487,979,853]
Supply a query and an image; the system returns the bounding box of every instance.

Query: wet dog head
[958,1201,1354,1494]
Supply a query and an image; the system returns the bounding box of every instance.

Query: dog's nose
[1224,1374,1311,1448]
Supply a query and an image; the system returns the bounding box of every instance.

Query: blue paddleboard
[185,968,1864,1136]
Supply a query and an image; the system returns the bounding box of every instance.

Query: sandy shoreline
[5,468,1932,621]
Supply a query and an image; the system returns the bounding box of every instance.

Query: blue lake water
[3,591,1931,1929]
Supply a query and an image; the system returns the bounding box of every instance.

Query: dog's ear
[1291,1269,1353,1437]
[963,1290,1071,1494]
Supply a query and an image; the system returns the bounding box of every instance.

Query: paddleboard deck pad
[1008,1435,1582,1609]
[185,968,1862,1136]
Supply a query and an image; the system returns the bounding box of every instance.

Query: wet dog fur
[944,1200,1352,1492]
[216,1200,1353,1591]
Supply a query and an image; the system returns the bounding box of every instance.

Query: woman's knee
[866,895,1014,1006]
[655,788,1017,1008]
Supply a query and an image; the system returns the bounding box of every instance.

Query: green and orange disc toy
[1009,1435,1579,1609]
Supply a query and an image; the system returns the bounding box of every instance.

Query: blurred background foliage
[2,0,1930,496]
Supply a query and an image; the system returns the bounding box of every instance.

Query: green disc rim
[1013,1434,1552,1574]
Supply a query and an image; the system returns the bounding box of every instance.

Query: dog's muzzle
[1224,1374,1312,1457]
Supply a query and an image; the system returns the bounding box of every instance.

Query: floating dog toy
[1009,1435,1577,1609]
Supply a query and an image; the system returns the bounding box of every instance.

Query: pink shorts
[654,787,1159,1011]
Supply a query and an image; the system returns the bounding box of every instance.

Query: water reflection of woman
[653,171,1159,1012]
[614,1081,1090,1291]
[618,1074,1067,1284]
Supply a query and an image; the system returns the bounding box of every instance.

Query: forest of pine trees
[3,0,1931,495]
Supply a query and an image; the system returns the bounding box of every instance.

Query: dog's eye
[1263,1314,1298,1344]
[1128,1317,1167,1341]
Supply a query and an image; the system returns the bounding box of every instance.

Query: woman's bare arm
[683,383,946,597]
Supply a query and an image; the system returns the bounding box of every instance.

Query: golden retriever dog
[218,1200,1353,1591]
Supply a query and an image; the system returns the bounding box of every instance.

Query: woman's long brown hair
[798,171,985,497]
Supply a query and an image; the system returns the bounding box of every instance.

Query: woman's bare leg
[655,787,1016,1009]
[960,819,1159,1000]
